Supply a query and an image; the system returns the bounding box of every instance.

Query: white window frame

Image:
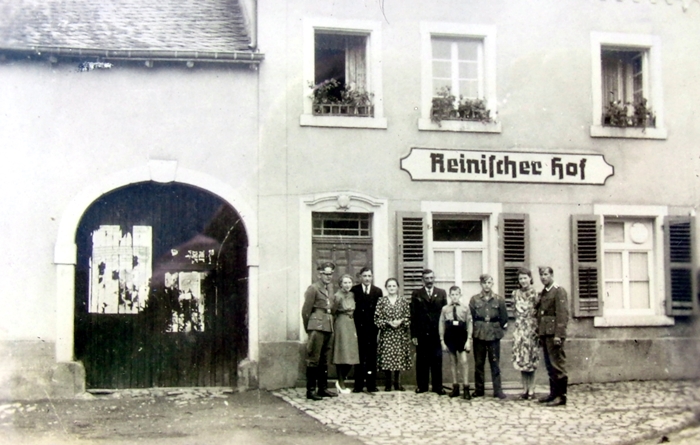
[421,201,501,295]
[419,23,500,133]
[593,204,673,327]
[301,18,387,129]
[590,32,667,140]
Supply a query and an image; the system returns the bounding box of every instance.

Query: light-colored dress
[511,286,540,372]
[374,295,412,371]
[332,289,360,365]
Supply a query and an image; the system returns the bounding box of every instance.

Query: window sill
[300,114,388,129]
[418,118,501,133]
[594,314,674,327]
[590,125,667,140]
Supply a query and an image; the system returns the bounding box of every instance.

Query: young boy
[439,285,474,399]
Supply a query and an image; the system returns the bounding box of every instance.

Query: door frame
[54,160,259,368]
[299,192,388,340]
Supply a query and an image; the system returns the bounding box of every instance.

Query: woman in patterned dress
[374,278,411,391]
[511,267,540,399]
[333,274,360,394]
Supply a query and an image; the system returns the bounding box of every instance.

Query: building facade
[0,0,698,398]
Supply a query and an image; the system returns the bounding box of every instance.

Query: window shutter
[664,216,697,316]
[572,215,603,317]
[397,212,427,300]
[498,214,529,318]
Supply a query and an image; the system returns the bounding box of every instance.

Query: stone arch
[54,160,259,369]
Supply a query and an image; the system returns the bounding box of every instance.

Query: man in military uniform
[301,262,338,400]
[468,274,509,399]
[536,266,569,407]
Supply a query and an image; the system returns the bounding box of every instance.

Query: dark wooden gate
[74,182,248,389]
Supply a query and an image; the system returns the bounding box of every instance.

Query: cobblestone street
[274,380,700,445]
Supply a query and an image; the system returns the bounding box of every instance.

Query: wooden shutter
[572,215,603,317]
[664,216,697,316]
[397,212,427,299]
[499,214,529,317]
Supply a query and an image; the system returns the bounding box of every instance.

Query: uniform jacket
[469,291,508,341]
[301,281,335,333]
[351,283,382,337]
[410,286,447,343]
[535,284,569,338]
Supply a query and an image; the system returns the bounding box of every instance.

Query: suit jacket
[301,281,335,333]
[351,283,382,339]
[535,284,569,338]
[410,286,447,344]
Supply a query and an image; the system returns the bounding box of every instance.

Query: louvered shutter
[664,216,697,316]
[499,214,529,318]
[397,212,427,300]
[572,215,603,317]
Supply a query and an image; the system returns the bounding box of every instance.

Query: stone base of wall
[0,340,85,400]
[271,336,700,390]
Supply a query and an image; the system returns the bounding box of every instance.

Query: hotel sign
[400,148,614,185]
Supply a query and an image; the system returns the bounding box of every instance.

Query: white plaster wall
[0,60,260,342]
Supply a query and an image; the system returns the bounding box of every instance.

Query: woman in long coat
[333,274,360,394]
[374,278,411,391]
[511,267,540,399]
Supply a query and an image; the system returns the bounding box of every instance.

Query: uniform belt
[313,308,331,315]
[474,317,499,322]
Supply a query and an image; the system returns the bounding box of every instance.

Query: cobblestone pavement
[274,381,700,445]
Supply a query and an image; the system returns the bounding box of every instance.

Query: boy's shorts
[444,328,468,354]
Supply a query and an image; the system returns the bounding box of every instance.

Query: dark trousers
[354,330,378,390]
[306,330,332,367]
[473,339,502,394]
[415,341,443,392]
[542,336,567,393]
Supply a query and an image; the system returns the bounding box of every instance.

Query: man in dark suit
[411,269,447,395]
[350,266,382,393]
[536,266,569,407]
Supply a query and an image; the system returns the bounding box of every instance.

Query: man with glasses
[301,262,338,400]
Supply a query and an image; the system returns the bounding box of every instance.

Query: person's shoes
[519,392,530,400]
[335,381,350,395]
[393,383,404,391]
[448,383,460,398]
[471,390,485,397]
[538,393,556,403]
[494,391,507,400]
[384,385,392,392]
[545,395,567,407]
[462,385,471,400]
[433,388,446,396]
[306,390,323,401]
[352,387,363,393]
[415,387,429,394]
[317,388,337,398]
[367,387,379,393]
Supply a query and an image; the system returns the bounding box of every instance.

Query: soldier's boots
[462,385,472,400]
[448,383,460,398]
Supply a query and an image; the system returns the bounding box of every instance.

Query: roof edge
[0,45,265,64]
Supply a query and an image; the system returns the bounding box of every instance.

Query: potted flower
[430,86,492,126]
[309,79,374,117]
[602,97,655,128]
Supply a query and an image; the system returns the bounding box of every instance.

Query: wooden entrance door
[74,183,248,389]
[312,240,373,280]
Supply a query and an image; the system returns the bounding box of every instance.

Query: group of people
[301,263,569,407]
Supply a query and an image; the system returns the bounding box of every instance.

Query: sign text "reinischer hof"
[400,148,614,185]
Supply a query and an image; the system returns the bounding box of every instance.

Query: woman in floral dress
[374,278,411,391]
[511,267,540,399]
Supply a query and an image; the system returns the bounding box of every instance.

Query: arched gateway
[54,162,258,389]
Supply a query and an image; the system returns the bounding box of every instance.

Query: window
[572,205,681,327]
[312,212,371,238]
[396,202,501,300]
[590,32,666,139]
[301,18,386,129]
[603,219,655,315]
[431,215,488,298]
[419,23,500,133]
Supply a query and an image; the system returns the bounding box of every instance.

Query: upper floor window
[419,23,500,133]
[301,18,387,129]
[590,33,666,139]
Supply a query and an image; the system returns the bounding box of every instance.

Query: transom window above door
[312,212,371,238]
